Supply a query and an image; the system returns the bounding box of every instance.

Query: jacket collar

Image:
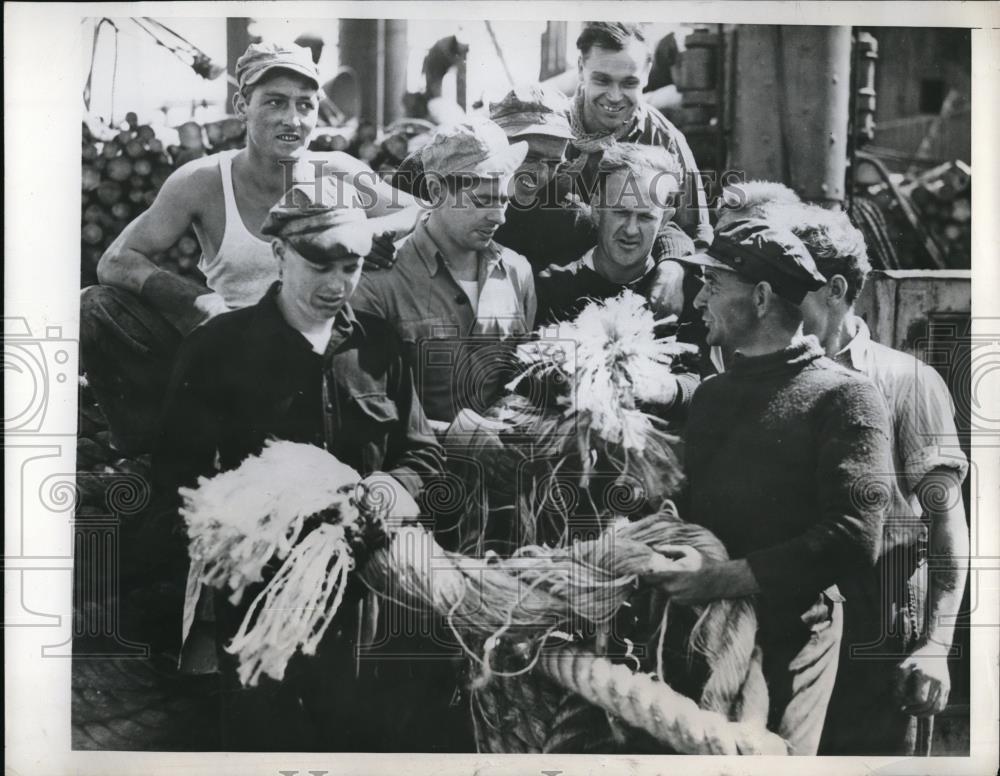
[254,281,364,355]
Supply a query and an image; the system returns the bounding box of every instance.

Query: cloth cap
[680,218,827,304]
[489,85,574,140]
[420,118,528,179]
[261,178,373,263]
[236,42,320,91]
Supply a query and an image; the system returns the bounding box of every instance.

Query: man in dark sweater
[536,144,691,325]
[652,219,894,754]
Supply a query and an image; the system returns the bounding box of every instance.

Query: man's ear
[826,275,849,304]
[425,175,445,206]
[233,89,248,120]
[271,239,285,260]
[577,54,586,80]
[752,281,773,318]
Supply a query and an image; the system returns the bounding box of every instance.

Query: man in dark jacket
[152,178,455,753]
[651,219,894,754]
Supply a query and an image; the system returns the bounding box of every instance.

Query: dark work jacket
[153,281,443,501]
[536,255,665,326]
[149,283,455,752]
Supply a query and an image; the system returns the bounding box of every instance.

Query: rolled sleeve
[897,361,969,491]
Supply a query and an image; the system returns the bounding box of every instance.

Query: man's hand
[895,643,952,716]
[643,547,759,605]
[645,260,687,320]
[446,408,525,490]
[363,231,398,270]
[360,472,420,529]
[192,292,230,328]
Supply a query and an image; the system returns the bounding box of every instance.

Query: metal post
[339,19,382,124]
[383,20,408,124]
[729,25,852,207]
[226,17,251,112]
[540,21,568,81]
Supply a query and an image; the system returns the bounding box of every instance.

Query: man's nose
[607,82,623,101]
[486,205,507,226]
[623,213,640,235]
[693,284,708,310]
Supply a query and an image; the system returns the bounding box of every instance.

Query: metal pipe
[729,25,852,207]
[383,20,408,124]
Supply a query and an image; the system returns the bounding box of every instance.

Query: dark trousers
[212,588,475,753]
[819,561,929,755]
[79,285,183,456]
[762,594,844,755]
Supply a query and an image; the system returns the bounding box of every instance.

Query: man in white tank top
[80,42,424,456]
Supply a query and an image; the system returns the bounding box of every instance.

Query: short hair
[779,205,872,304]
[576,22,651,61]
[717,180,801,224]
[594,143,681,207]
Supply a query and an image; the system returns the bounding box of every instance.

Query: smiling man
[660,219,894,754]
[81,42,422,457]
[566,22,712,248]
[352,118,536,430]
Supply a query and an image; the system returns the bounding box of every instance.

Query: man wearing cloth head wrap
[567,22,712,248]
[81,41,426,458]
[646,219,894,754]
[151,180,449,752]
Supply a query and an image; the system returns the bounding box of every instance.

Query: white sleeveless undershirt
[197,150,279,309]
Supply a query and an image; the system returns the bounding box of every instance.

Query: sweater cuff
[746,541,813,603]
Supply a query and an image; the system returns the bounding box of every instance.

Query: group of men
[80,22,968,757]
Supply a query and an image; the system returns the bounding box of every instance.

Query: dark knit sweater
[535,256,661,326]
[684,338,892,630]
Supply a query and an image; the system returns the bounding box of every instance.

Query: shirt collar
[834,315,872,371]
[410,213,509,280]
[257,281,364,354]
[582,247,656,283]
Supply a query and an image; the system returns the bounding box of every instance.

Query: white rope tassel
[225,523,354,687]
[180,440,362,607]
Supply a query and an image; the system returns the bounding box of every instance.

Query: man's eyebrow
[263,90,317,99]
